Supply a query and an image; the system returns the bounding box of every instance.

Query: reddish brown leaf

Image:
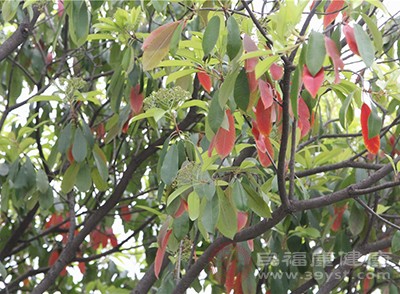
[246,68,258,93]
[243,34,258,72]
[363,276,371,293]
[58,0,64,18]
[67,146,74,164]
[174,199,188,218]
[96,123,105,140]
[302,65,324,98]
[48,250,59,267]
[259,80,273,109]
[209,109,236,158]
[120,205,132,222]
[130,84,143,115]
[247,239,254,251]
[142,21,181,71]
[258,137,274,167]
[197,70,212,93]
[343,24,360,56]
[237,211,248,231]
[323,0,345,28]
[233,271,243,294]
[225,258,237,294]
[298,97,311,138]
[254,99,272,136]
[361,103,380,154]
[332,205,346,232]
[325,36,344,84]
[78,262,86,274]
[155,229,172,278]
[122,113,133,134]
[270,63,283,80]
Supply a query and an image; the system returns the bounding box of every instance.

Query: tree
[0,0,400,293]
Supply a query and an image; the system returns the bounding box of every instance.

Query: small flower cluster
[144,86,190,111]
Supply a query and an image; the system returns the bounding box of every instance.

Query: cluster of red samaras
[45,212,121,276]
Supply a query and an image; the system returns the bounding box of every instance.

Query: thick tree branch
[0,7,40,63]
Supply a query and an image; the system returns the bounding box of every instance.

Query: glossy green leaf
[227,16,242,60]
[234,68,250,111]
[207,91,224,133]
[72,128,88,162]
[166,185,191,207]
[339,92,354,129]
[216,187,237,239]
[39,188,54,211]
[391,230,400,252]
[349,203,365,236]
[306,31,326,76]
[93,144,108,181]
[232,180,248,211]
[188,191,200,221]
[91,168,108,191]
[368,103,382,139]
[361,13,383,54]
[61,163,80,193]
[354,23,375,67]
[2,0,19,22]
[69,0,90,47]
[76,164,92,192]
[202,16,220,56]
[36,169,49,193]
[161,145,179,185]
[58,123,72,154]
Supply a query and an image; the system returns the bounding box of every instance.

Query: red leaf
[243,34,258,72]
[363,276,371,293]
[225,258,237,294]
[197,70,212,93]
[254,99,272,136]
[324,36,344,84]
[270,63,283,80]
[120,205,132,222]
[105,228,118,247]
[122,113,133,134]
[96,123,105,140]
[67,146,74,164]
[174,199,188,218]
[48,250,59,267]
[58,0,64,18]
[130,84,143,115]
[78,262,86,274]
[233,271,243,294]
[142,21,181,71]
[258,137,274,167]
[302,65,324,98]
[247,239,254,252]
[155,229,172,278]
[332,205,346,232]
[298,97,311,138]
[210,109,236,158]
[323,0,345,28]
[90,228,103,250]
[237,211,248,231]
[361,103,380,154]
[246,67,258,93]
[259,80,274,109]
[343,24,360,56]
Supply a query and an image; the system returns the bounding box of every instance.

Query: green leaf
[243,183,271,218]
[349,203,365,236]
[255,55,279,79]
[131,108,166,123]
[368,103,382,139]
[30,95,62,103]
[36,169,49,193]
[58,123,72,154]
[219,62,240,107]
[39,188,54,211]
[170,22,184,56]
[354,24,375,67]
[361,13,383,54]
[216,187,237,239]
[0,261,7,280]
[207,91,224,133]
[167,185,191,207]
[76,164,92,192]
[202,16,220,56]
[339,92,354,129]
[161,145,179,185]
[227,16,242,60]
[69,0,90,47]
[0,163,9,176]
[290,66,301,118]
[93,144,108,181]
[306,31,326,76]
[188,191,200,221]
[91,168,108,191]
[61,163,80,193]
[72,128,88,162]
[234,68,250,111]
[392,231,400,253]
[173,212,189,240]
[232,180,248,211]
[201,194,219,233]
[2,0,19,22]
